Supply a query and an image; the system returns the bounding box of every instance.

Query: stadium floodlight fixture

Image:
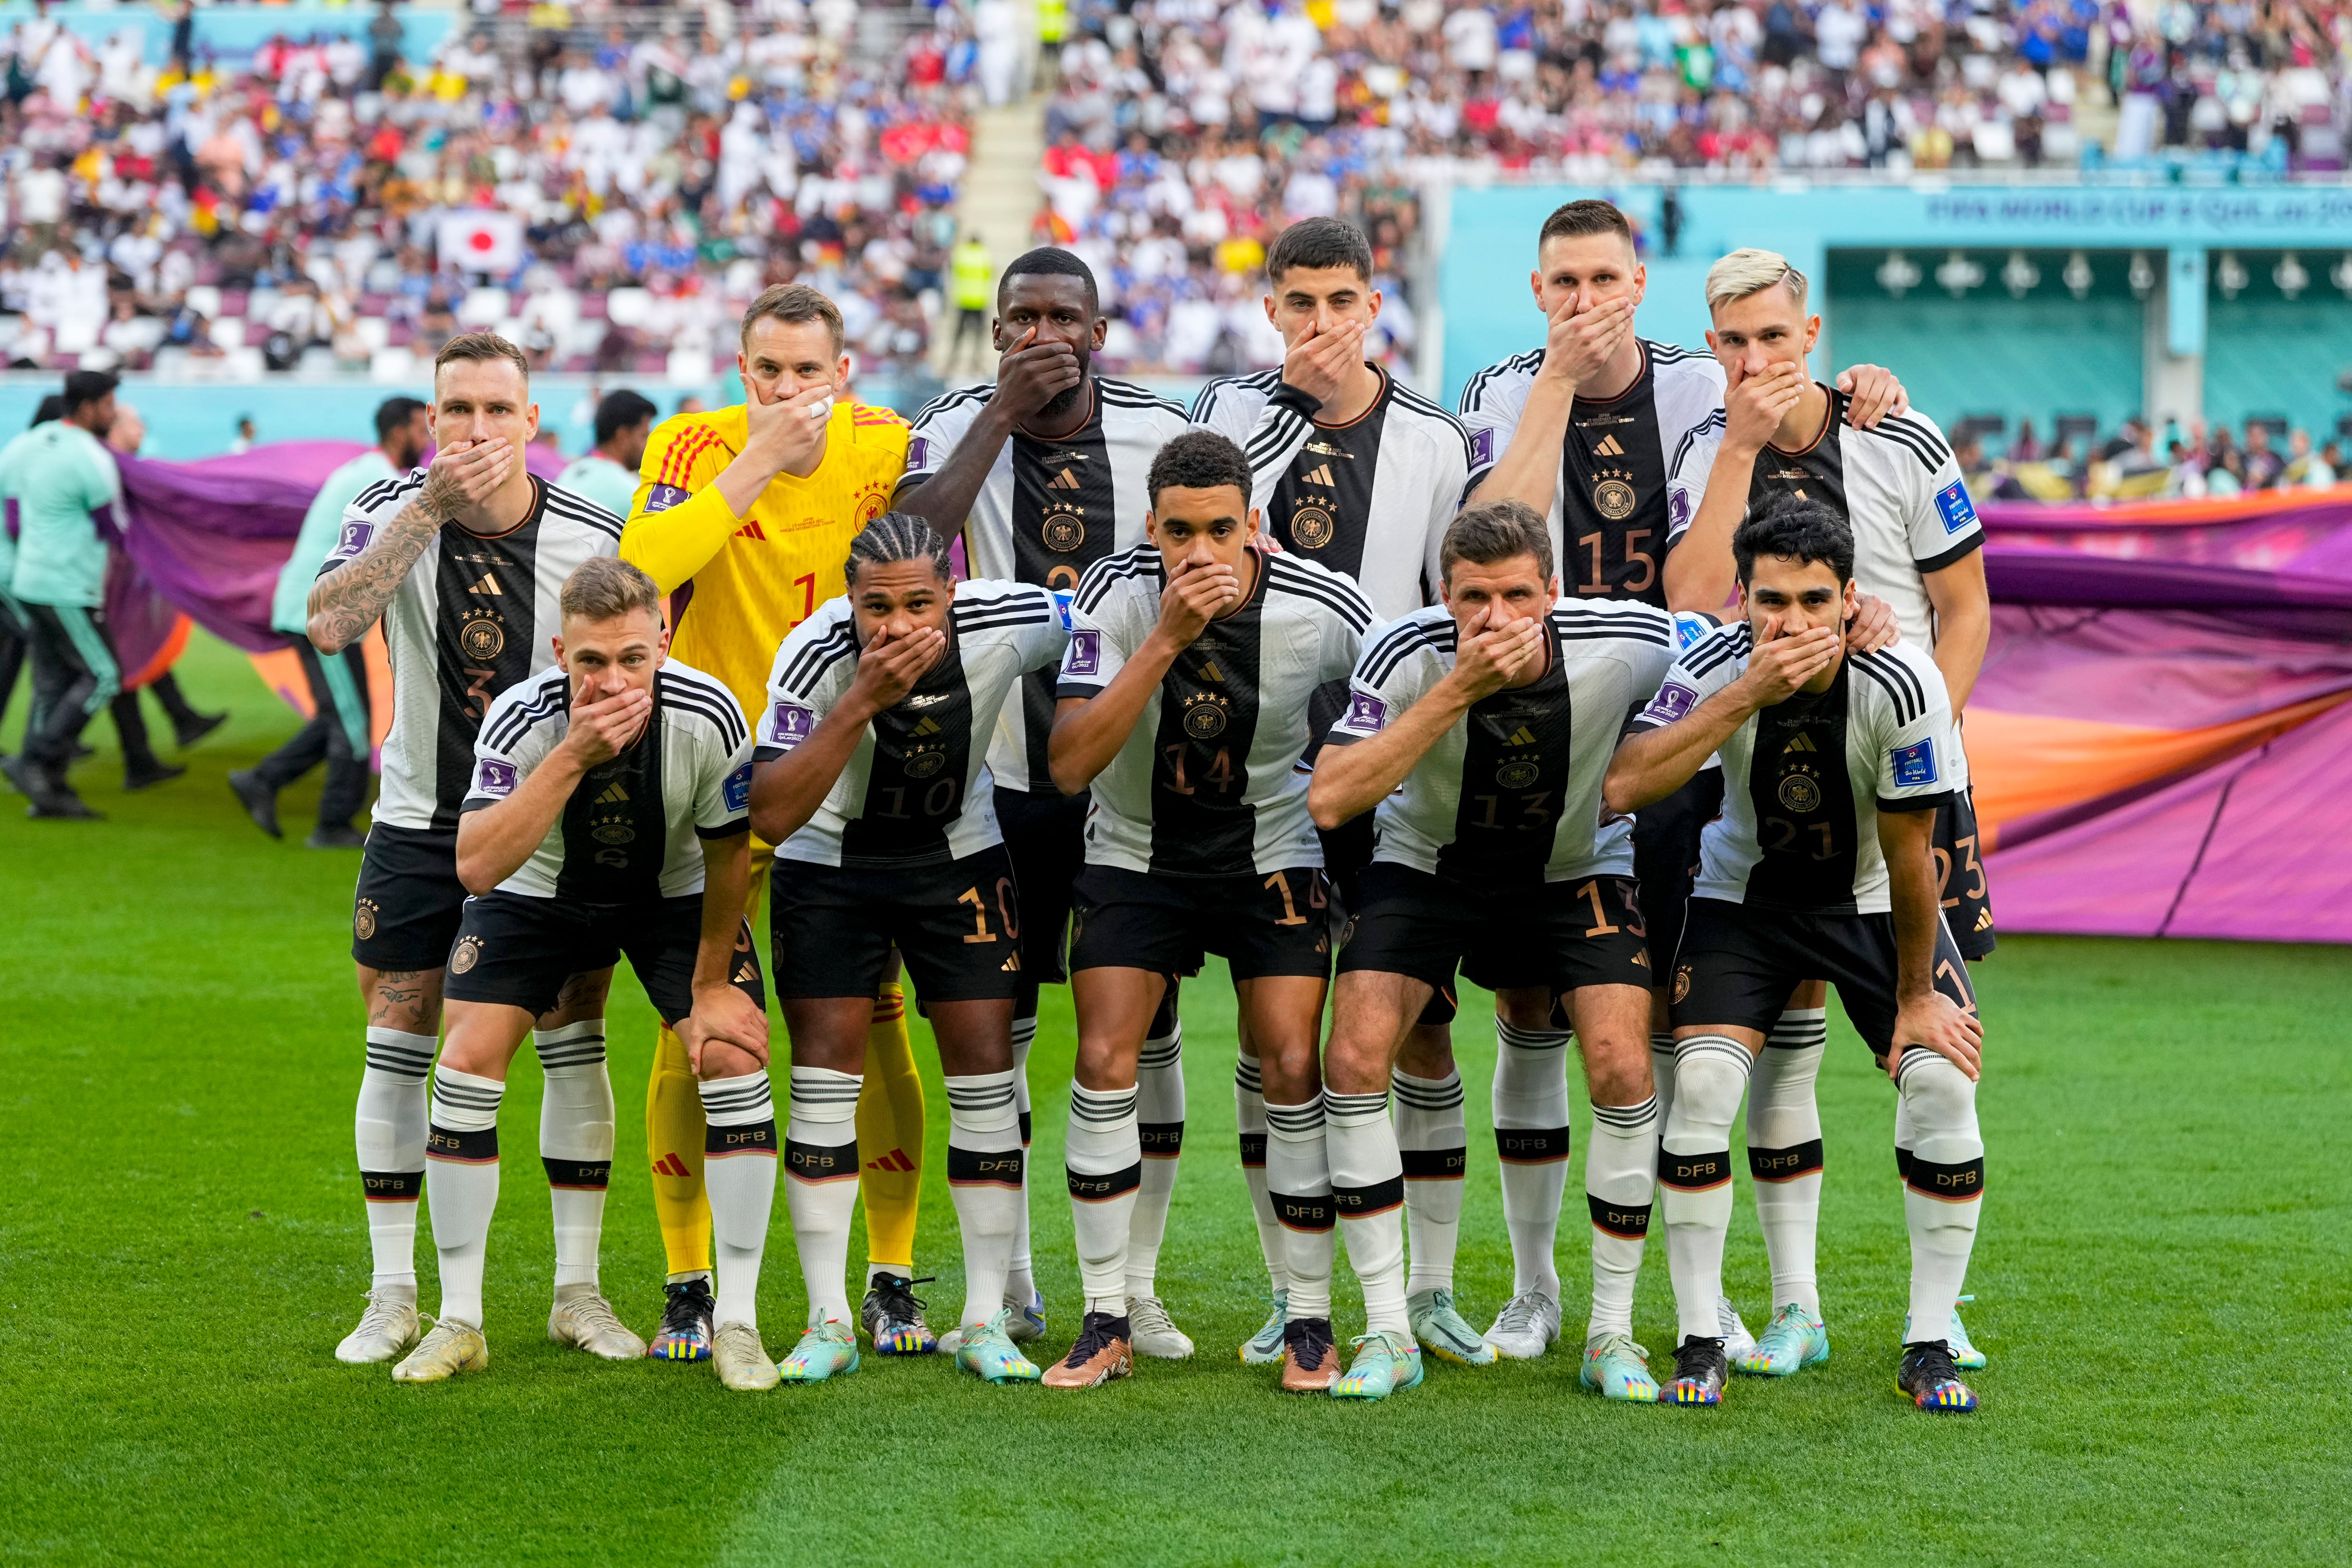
[2129,251,2156,297]
[2002,251,2041,299]
[2063,251,2093,300]
[2273,253,2308,300]
[1876,250,1922,298]
[2216,252,2249,300]
[1936,250,1985,297]
[2333,254,2352,300]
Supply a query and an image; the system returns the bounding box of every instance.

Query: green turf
[3,632,2347,1566]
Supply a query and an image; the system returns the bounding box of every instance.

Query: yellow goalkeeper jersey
[620,399,910,725]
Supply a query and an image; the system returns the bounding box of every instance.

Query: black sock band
[1656,1148,1733,1190]
[1496,1126,1572,1164]
[705,1121,776,1159]
[425,1125,496,1162]
[1139,1120,1184,1158]
[1905,1154,1985,1201]
[1748,1139,1825,1182]
[1588,1194,1653,1237]
[1066,1161,1141,1201]
[360,1169,424,1201]
[1271,1189,1334,1232]
[785,1138,858,1183]
[1331,1175,1405,1218]
[1238,1132,1267,1169]
[948,1145,1025,1187]
[1400,1146,1467,1179]
[542,1156,613,1189]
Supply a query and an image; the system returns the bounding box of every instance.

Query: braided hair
[846,511,954,589]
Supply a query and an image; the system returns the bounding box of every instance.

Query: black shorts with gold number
[1631,769,1724,985]
[1339,863,1653,1022]
[351,823,469,971]
[771,844,1024,1003]
[994,784,1087,985]
[1068,863,1332,982]
[1935,786,1995,961]
[441,891,764,1025]
[1669,897,1977,1054]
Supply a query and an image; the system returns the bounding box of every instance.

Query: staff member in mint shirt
[555,390,658,516]
[2,371,181,818]
[227,397,430,847]
[0,395,67,764]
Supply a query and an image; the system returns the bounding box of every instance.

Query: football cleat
[862,1273,938,1355]
[1408,1288,1497,1367]
[334,1290,421,1364]
[1484,1288,1561,1360]
[1665,1335,1727,1406]
[1127,1295,1194,1360]
[1736,1303,1830,1377]
[1279,1317,1340,1394]
[1898,1340,1979,1412]
[548,1290,648,1361]
[779,1319,861,1383]
[713,1321,780,1392]
[1580,1333,1661,1401]
[647,1277,715,1361]
[1008,1286,1049,1345]
[954,1307,1042,1384]
[1042,1311,1133,1389]
[1240,1289,1289,1364]
[391,1320,488,1384]
[1333,1329,1424,1401]
[1906,1297,1986,1370]
[1717,1297,1756,1363]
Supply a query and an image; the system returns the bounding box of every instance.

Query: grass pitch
[2,632,2346,1566]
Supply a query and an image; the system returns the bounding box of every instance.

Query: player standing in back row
[1456,199,1909,1363]
[895,249,1198,1357]
[1662,248,1994,1375]
[307,333,633,1368]
[1191,215,1500,1369]
[620,286,930,1364]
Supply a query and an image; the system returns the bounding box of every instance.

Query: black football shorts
[1934,786,1996,961]
[350,824,468,972]
[1339,862,1653,1023]
[994,785,1087,985]
[441,891,763,1025]
[771,844,1025,1003]
[1669,896,1977,1054]
[1068,863,1333,983]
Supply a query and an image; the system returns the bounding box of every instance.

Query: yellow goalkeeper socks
[647,1023,712,1281]
[857,983,924,1277]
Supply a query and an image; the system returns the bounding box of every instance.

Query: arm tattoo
[306,478,457,652]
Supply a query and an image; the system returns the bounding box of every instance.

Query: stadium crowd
[0,0,975,379]
[1962,408,2348,498]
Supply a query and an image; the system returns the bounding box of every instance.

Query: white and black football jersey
[318,473,623,833]
[900,376,1193,794]
[462,660,754,900]
[1456,339,1725,606]
[1629,625,1963,914]
[1190,367,1488,621]
[1665,387,1981,649]
[756,581,1068,869]
[1059,546,1374,878]
[1327,600,1676,884]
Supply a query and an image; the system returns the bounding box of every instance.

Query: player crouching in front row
[1604,498,1986,1413]
[748,515,1071,1387]
[395,559,778,1390]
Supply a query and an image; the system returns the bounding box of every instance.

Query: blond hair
[1705,248,1809,313]
[561,557,662,624]
[433,330,532,386]
[740,283,845,355]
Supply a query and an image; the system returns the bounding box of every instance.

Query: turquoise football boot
[1580,1333,1661,1401]
[778,1319,860,1383]
[1332,1329,1424,1401]
[1736,1303,1831,1377]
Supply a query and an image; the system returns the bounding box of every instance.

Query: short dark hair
[1266,216,1374,286]
[63,370,119,416]
[998,247,1098,313]
[434,331,531,387]
[740,283,845,356]
[31,394,65,428]
[1734,495,1854,587]
[846,511,954,588]
[1440,499,1554,584]
[594,389,659,445]
[1146,429,1253,507]
[1538,199,1634,251]
[373,396,427,441]
[561,557,663,623]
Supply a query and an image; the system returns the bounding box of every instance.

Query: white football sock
[1326,1089,1408,1335]
[1896,1048,1984,1338]
[424,1064,505,1331]
[1586,1094,1659,1339]
[533,1019,612,1296]
[1065,1082,1141,1318]
[699,1070,777,1332]
[1748,1008,1827,1315]
[1264,1094,1335,1321]
[1493,1019,1573,1299]
[785,1066,861,1327]
[1006,1011,1037,1305]
[1649,1030,1677,1131]
[946,1070,1024,1329]
[1659,1036,1750,1345]
[1393,1067,1465,1297]
[358,1026,434,1302]
[1129,1011,1184,1298]
[1235,1054,1290,1293]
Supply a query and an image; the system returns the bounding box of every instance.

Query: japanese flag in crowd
[436,210,524,273]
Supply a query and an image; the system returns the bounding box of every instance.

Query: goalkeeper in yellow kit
[620,284,938,1358]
